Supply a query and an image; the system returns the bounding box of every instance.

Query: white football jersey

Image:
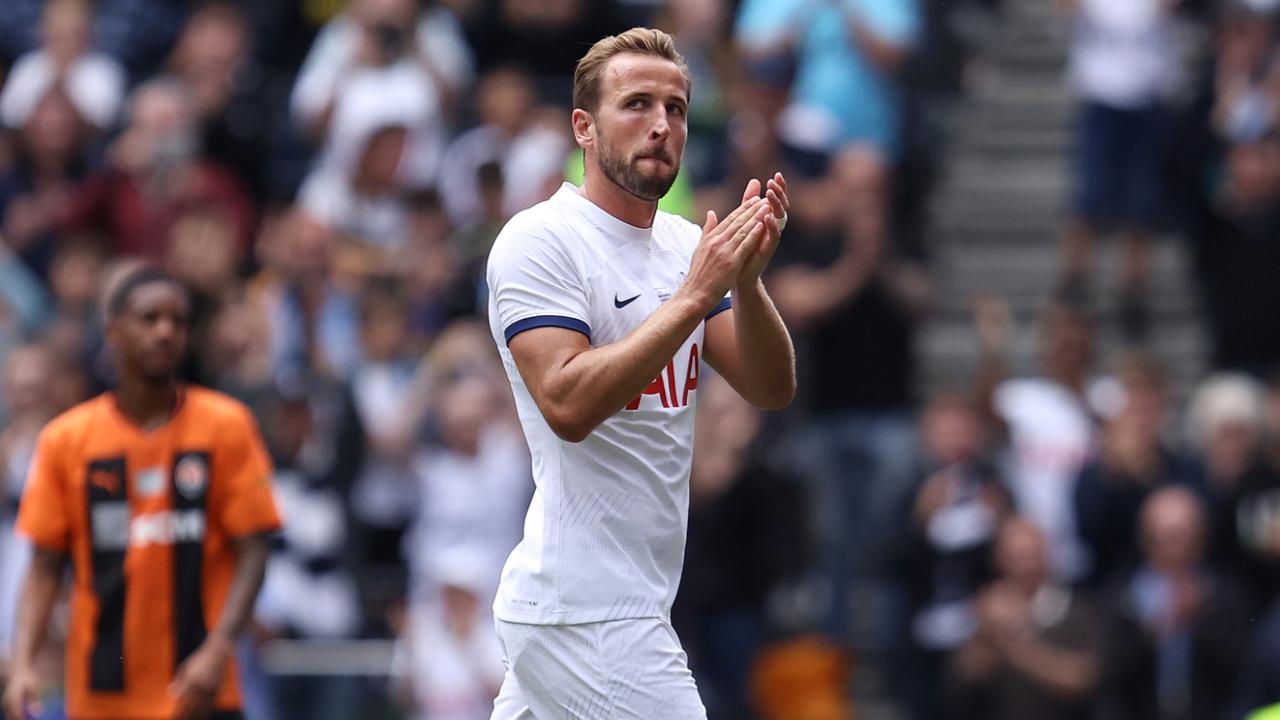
[486,183,728,625]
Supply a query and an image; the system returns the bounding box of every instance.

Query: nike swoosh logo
[614,293,641,308]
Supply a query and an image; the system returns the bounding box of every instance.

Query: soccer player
[485,27,794,719]
[3,268,280,720]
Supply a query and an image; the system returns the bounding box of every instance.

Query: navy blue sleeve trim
[705,297,732,321]
[504,315,591,344]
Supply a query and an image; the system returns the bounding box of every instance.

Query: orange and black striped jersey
[17,386,281,720]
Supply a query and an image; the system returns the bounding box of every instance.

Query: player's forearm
[730,279,796,410]
[207,534,270,649]
[11,549,65,670]
[539,293,710,442]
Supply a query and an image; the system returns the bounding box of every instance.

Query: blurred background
[1,0,1280,718]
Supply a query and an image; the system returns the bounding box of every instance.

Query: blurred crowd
[0,0,1277,719]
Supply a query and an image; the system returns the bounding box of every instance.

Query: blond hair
[572,27,690,113]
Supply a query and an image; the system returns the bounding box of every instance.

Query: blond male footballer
[485,27,795,719]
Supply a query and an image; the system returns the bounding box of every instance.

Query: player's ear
[571,108,594,150]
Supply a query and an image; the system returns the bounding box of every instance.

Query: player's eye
[626,98,646,110]
[667,103,686,117]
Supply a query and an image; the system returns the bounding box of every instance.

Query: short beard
[596,135,679,202]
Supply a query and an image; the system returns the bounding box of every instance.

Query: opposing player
[486,28,794,718]
[3,268,280,720]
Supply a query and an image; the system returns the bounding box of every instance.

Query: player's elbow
[543,406,596,443]
[751,370,796,411]
[753,383,796,412]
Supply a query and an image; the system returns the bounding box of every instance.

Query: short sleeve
[16,429,72,551]
[487,224,591,345]
[212,407,281,538]
[850,0,920,47]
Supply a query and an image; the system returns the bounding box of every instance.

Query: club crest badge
[174,455,208,500]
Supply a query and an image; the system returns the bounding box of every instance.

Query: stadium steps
[915,0,1208,406]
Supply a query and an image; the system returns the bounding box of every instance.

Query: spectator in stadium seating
[737,0,921,250]
[1208,0,1279,148]
[0,241,51,348]
[461,0,616,100]
[0,0,124,132]
[440,65,571,229]
[165,205,247,385]
[401,191,481,344]
[0,86,94,280]
[1097,486,1251,719]
[250,370,363,720]
[297,115,415,254]
[735,0,920,161]
[202,297,274,398]
[1074,353,1204,588]
[349,284,428,580]
[405,321,526,605]
[0,344,59,675]
[672,375,808,720]
[253,208,362,379]
[974,292,1102,583]
[60,78,257,263]
[1058,0,1180,340]
[1200,372,1280,613]
[395,548,506,720]
[166,3,276,203]
[764,144,932,646]
[92,0,186,82]
[891,393,1013,720]
[35,239,107,390]
[945,518,1100,720]
[1188,128,1280,373]
[291,0,471,190]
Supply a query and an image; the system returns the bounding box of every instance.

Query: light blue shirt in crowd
[736,0,919,156]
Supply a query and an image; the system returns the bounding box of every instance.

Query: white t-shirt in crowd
[0,50,124,128]
[995,377,1103,581]
[486,183,727,625]
[397,599,505,720]
[407,423,531,603]
[1069,0,1176,108]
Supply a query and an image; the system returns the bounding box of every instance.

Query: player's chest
[585,246,694,345]
[74,436,216,551]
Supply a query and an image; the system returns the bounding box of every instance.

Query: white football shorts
[490,617,708,720]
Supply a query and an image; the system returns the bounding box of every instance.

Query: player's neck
[113,377,180,431]
[581,170,658,229]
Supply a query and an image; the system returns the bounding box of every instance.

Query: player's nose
[649,112,669,140]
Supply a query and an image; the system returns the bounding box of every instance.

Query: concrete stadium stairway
[915,0,1207,402]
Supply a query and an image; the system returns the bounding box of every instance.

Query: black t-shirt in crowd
[772,229,918,415]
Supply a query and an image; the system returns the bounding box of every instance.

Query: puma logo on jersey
[89,468,121,495]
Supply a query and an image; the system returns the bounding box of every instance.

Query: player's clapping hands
[736,172,789,285]
[682,194,769,310]
[683,173,790,311]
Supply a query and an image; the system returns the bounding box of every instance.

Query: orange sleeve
[16,428,73,551]
[212,406,281,538]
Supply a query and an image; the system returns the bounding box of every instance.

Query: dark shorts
[1075,100,1166,230]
